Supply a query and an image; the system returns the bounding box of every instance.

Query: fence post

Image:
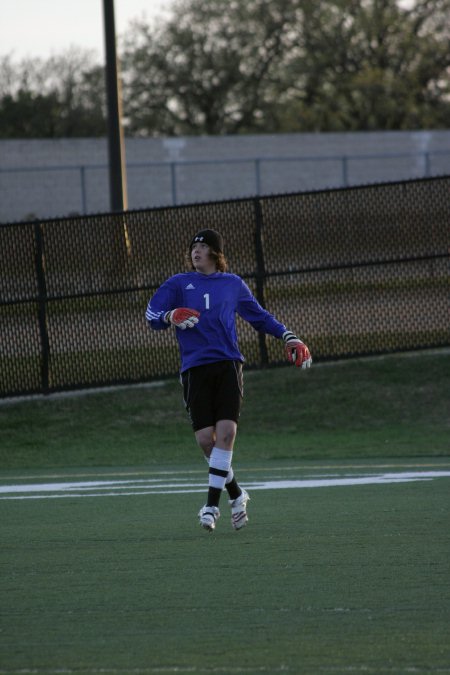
[80,166,87,214]
[254,158,261,195]
[170,162,177,205]
[253,198,269,366]
[342,156,349,187]
[33,222,50,393]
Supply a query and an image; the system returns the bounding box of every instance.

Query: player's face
[191,242,217,274]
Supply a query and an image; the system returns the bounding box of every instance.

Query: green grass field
[1,350,449,470]
[1,350,449,674]
[1,462,449,674]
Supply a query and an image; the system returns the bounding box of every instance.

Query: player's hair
[185,248,228,272]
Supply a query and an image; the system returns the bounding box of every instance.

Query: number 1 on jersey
[203,293,210,310]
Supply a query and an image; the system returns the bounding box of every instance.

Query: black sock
[225,477,242,501]
[207,486,222,508]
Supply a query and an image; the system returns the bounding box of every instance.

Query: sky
[0,0,175,61]
[1,0,416,63]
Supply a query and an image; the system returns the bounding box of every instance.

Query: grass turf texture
[0,350,449,470]
[1,351,449,673]
[1,464,449,673]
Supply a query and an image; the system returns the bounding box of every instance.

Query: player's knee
[216,424,236,449]
[221,432,236,448]
[195,429,214,457]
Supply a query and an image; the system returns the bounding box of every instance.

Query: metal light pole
[103,0,128,212]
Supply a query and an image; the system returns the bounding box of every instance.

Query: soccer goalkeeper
[145,229,311,533]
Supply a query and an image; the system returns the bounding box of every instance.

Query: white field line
[0,471,449,500]
[4,461,450,483]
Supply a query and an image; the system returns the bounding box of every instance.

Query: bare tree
[0,49,106,137]
[121,0,450,135]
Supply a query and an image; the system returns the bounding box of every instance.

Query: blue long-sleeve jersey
[145,271,287,372]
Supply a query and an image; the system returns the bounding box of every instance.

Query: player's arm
[146,304,200,331]
[236,280,284,333]
[237,280,312,369]
[145,278,177,331]
[146,278,200,331]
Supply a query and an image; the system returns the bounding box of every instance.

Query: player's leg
[182,365,225,530]
[195,426,215,459]
[195,423,243,504]
[192,426,222,531]
[183,362,248,531]
[213,362,250,530]
[214,418,250,529]
[195,421,235,508]
[213,360,243,499]
[205,360,243,511]
[213,419,240,497]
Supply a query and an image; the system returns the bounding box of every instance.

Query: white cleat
[198,505,220,532]
[229,489,250,530]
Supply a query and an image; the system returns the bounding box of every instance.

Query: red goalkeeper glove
[282,331,312,369]
[164,307,200,330]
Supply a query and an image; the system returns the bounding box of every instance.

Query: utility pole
[103,0,128,212]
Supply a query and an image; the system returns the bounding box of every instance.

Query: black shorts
[181,360,244,431]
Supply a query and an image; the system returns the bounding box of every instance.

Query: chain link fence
[1,176,449,398]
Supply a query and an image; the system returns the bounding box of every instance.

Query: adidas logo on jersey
[185,283,195,290]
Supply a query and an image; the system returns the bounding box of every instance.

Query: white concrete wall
[1,130,449,223]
